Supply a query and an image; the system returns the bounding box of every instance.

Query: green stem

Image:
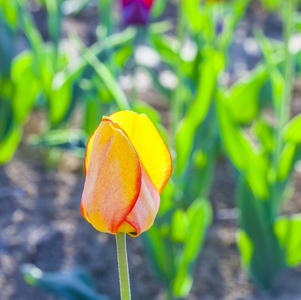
[165,289,173,300]
[171,0,185,138]
[272,0,295,210]
[98,0,111,38]
[116,233,131,300]
[278,0,295,139]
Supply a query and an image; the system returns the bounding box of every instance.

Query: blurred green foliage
[1,0,301,299]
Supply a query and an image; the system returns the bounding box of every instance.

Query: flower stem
[272,0,296,210]
[116,233,131,300]
[276,0,295,146]
[171,0,185,138]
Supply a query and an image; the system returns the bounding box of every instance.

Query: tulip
[81,111,172,237]
[121,0,154,26]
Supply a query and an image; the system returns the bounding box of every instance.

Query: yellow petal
[81,119,141,234]
[118,221,136,234]
[109,111,172,194]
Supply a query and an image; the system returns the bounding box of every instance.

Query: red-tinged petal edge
[81,201,90,222]
[121,162,160,236]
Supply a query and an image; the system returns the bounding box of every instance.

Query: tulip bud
[81,111,172,237]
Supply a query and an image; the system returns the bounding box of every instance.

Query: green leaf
[215,90,269,199]
[0,16,15,76]
[254,28,284,109]
[183,0,207,32]
[237,229,254,268]
[45,0,61,47]
[0,0,18,28]
[11,51,40,123]
[175,50,224,174]
[21,264,108,300]
[148,20,173,35]
[228,66,268,124]
[171,209,188,243]
[284,113,301,144]
[49,76,73,124]
[261,0,281,11]
[94,77,113,103]
[83,49,130,111]
[19,5,45,67]
[141,225,172,283]
[39,53,54,97]
[253,120,274,154]
[113,45,133,69]
[276,143,296,180]
[83,96,102,136]
[236,180,285,288]
[274,215,301,266]
[183,198,212,262]
[0,76,13,99]
[102,27,137,50]
[29,129,87,158]
[158,180,174,215]
[151,0,168,18]
[0,99,14,141]
[151,34,178,66]
[48,55,84,125]
[172,261,193,297]
[172,198,212,297]
[0,124,22,164]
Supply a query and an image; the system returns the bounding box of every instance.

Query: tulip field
[2,0,301,299]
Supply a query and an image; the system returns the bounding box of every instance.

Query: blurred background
[1,0,301,299]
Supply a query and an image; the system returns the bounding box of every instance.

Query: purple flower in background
[216,19,224,35]
[121,0,154,26]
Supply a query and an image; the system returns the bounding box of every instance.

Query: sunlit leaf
[49,76,73,125]
[173,198,212,297]
[11,51,40,123]
[151,0,168,18]
[284,113,301,144]
[274,215,301,266]
[237,229,254,268]
[171,209,188,243]
[151,34,179,66]
[113,45,133,69]
[0,0,18,28]
[183,0,207,32]
[216,89,269,199]
[276,143,296,180]
[83,96,102,136]
[0,124,22,165]
[253,120,274,154]
[175,50,224,174]
[228,66,268,124]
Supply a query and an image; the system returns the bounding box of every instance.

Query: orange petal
[122,162,160,237]
[81,120,141,234]
[109,111,172,194]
